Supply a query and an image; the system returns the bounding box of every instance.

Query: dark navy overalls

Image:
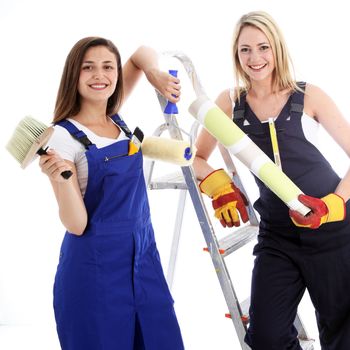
[233,84,350,350]
[53,115,184,350]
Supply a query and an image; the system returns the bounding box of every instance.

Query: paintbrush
[6,116,72,179]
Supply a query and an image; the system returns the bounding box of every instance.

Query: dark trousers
[244,220,350,350]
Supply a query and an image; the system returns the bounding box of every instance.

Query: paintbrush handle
[37,148,73,180]
[60,170,73,180]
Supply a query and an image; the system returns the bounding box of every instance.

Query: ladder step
[149,172,187,190]
[225,297,250,324]
[299,339,315,350]
[218,225,258,257]
[227,296,315,350]
[239,297,250,318]
[225,312,249,325]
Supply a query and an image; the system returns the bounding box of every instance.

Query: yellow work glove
[289,193,346,229]
[199,169,249,228]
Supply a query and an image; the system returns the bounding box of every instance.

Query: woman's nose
[93,69,103,79]
[249,49,260,62]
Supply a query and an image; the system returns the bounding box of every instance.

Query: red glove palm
[289,193,346,229]
[199,169,249,228]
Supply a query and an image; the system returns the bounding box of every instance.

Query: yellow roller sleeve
[141,136,196,166]
[189,95,310,216]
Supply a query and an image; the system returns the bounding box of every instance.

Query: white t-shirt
[47,118,129,196]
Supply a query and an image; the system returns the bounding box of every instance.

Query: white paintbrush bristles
[141,136,196,166]
[6,116,53,168]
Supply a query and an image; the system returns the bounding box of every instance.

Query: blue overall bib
[233,84,350,350]
[53,115,184,350]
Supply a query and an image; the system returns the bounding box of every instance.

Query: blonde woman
[194,11,350,350]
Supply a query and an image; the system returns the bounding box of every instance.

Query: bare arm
[193,89,232,180]
[39,150,88,235]
[122,45,180,103]
[306,84,350,202]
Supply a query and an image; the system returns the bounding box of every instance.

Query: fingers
[289,209,308,223]
[168,75,180,86]
[298,194,327,216]
[240,190,249,206]
[289,208,320,229]
[298,194,317,208]
[161,72,181,103]
[165,82,181,103]
[215,206,240,228]
[236,199,249,223]
[39,150,72,181]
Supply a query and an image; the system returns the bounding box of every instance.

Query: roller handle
[37,147,73,180]
[184,147,193,160]
[164,70,179,114]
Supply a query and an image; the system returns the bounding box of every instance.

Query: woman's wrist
[144,67,159,81]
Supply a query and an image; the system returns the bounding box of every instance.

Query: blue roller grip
[164,70,178,114]
[184,147,192,161]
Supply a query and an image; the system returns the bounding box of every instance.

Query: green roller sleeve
[189,95,310,216]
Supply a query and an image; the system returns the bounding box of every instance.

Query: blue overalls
[233,84,350,350]
[53,115,184,350]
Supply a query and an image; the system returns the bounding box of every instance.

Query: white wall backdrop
[1,0,349,349]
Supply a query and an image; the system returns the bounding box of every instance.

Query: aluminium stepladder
[144,52,315,350]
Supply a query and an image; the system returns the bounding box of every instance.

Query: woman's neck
[249,79,290,100]
[73,104,109,126]
[249,79,275,99]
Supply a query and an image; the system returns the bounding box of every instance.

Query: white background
[1,0,350,349]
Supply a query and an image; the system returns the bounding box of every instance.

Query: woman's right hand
[39,149,73,182]
[145,68,181,103]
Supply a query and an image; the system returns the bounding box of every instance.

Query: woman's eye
[82,65,92,71]
[260,45,270,51]
[240,47,249,53]
[104,65,114,70]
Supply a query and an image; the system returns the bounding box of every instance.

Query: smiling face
[78,45,118,106]
[237,25,275,84]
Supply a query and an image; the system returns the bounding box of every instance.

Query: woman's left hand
[145,68,181,103]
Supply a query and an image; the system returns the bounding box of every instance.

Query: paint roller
[129,126,195,166]
[6,116,195,175]
[189,95,310,216]
[142,136,195,166]
[146,68,195,166]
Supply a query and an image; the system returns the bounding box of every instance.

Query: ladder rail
[166,189,187,289]
[146,94,250,348]
[181,164,250,349]
[218,144,259,227]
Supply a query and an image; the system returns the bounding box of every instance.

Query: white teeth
[91,84,106,88]
[250,64,265,70]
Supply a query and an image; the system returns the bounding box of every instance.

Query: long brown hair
[232,11,299,99]
[53,37,123,123]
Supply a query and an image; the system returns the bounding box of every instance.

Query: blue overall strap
[289,81,306,116]
[55,120,93,149]
[110,113,132,139]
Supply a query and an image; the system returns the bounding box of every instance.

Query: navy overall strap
[233,83,306,124]
[110,114,132,139]
[56,120,93,149]
[233,92,247,124]
[289,81,306,116]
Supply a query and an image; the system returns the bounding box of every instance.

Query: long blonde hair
[232,11,299,99]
